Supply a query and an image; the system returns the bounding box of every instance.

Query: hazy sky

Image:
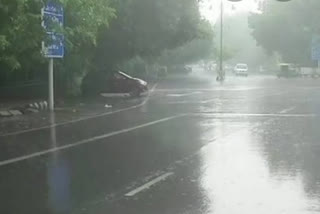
[200,0,263,23]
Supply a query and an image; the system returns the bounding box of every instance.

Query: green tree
[158,38,214,66]
[0,0,44,72]
[157,20,214,66]
[57,0,116,94]
[249,0,320,65]
[0,0,115,94]
[95,0,205,70]
[217,12,277,69]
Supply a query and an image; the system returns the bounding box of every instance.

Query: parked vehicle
[234,63,248,77]
[82,70,148,97]
[301,67,320,79]
[277,63,300,78]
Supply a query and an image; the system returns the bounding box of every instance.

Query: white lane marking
[125,172,173,197]
[155,87,263,92]
[167,101,199,104]
[0,83,158,138]
[166,92,201,97]
[192,113,316,118]
[150,83,158,93]
[257,91,289,98]
[166,91,288,105]
[201,98,217,104]
[279,107,296,114]
[141,83,158,106]
[100,93,130,98]
[201,92,288,104]
[0,114,182,167]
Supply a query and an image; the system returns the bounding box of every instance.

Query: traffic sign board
[42,33,64,58]
[42,11,63,31]
[41,1,64,58]
[43,1,63,15]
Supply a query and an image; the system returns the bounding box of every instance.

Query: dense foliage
[0,0,115,91]
[249,0,320,65]
[156,20,214,66]
[0,0,213,95]
[95,0,209,69]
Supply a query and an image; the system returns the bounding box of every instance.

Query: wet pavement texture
[0,97,145,136]
[1,74,320,214]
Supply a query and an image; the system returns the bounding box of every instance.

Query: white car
[234,63,248,77]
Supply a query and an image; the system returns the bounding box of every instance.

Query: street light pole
[219,0,223,79]
[216,0,290,82]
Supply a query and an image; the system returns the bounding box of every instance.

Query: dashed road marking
[279,107,296,114]
[125,172,174,197]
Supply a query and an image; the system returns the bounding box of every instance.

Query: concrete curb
[0,101,48,118]
[26,101,48,111]
[0,109,23,117]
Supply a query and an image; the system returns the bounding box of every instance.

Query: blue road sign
[42,1,64,58]
[43,1,64,15]
[312,35,320,61]
[42,12,63,31]
[43,33,64,58]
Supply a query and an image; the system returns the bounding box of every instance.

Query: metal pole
[48,58,54,111]
[219,0,223,76]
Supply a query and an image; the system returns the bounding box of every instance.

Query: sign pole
[42,2,64,111]
[48,58,54,111]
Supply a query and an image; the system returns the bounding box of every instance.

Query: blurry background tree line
[1,0,319,97]
[249,0,320,67]
[0,0,214,96]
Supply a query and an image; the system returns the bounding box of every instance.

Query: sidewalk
[0,97,145,136]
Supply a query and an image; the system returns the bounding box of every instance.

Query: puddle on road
[198,122,320,214]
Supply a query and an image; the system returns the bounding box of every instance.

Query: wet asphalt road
[1,73,320,214]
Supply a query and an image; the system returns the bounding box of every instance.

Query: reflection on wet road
[200,121,320,214]
[1,75,320,214]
